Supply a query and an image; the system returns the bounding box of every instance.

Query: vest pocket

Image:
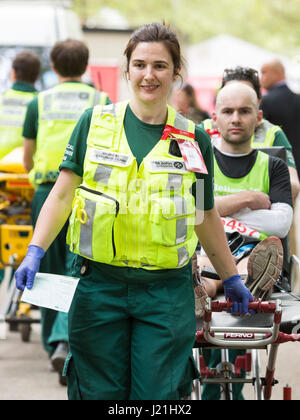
[68,186,119,264]
[150,194,195,247]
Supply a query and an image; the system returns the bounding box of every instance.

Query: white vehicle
[0,0,83,92]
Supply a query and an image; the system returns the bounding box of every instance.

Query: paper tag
[177,139,208,174]
[21,273,80,313]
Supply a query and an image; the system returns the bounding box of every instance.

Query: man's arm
[23,138,36,172]
[215,190,271,217]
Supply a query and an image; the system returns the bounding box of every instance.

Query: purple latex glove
[15,245,45,291]
[223,274,255,316]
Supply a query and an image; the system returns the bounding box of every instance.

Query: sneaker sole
[246,237,283,300]
[51,355,67,386]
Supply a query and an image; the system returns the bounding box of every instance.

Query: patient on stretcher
[194,82,293,317]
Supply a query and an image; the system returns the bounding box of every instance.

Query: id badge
[177,139,208,174]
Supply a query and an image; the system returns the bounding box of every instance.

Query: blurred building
[187,34,300,114]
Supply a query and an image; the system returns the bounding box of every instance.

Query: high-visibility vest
[29,82,108,186]
[203,118,280,148]
[0,89,37,159]
[67,102,199,270]
[214,150,270,241]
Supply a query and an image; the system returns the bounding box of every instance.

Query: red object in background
[187,76,221,115]
[89,65,119,103]
[283,386,292,401]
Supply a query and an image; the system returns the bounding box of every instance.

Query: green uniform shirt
[11,81,37,93]
[60,103,215,281]
[22,81,112,140]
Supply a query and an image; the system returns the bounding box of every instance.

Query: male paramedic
[22,38,111,386]
[0,51,40,159]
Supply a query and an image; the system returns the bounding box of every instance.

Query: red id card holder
[177,139,208,174]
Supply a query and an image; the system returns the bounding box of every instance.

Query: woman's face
[128,42,177,106]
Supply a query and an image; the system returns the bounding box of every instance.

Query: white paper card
[21,273,80,313]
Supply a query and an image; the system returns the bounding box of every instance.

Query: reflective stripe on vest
[29,83,108,186]
[0,89,37,159]
[67,102,199,270]
[251,119,281,148]
[214,151,270,241]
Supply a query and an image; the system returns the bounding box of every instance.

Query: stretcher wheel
[18,316,32,343]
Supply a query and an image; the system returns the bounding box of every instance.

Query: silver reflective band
[174,112,189,132]
[93,164,113,185]
[166,174,183,190]
[79,199,96,260]
[177,246,189,267]
[171,195,187,215]
[0,119,23,127]
[2,98,32,106]
[101,103,117,118]
[40,112,83,121]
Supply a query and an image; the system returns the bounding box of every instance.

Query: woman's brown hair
[124,22,183,77]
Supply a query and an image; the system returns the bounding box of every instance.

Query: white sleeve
[231,203,293,239]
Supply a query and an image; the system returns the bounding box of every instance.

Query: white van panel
[0,2,83,46]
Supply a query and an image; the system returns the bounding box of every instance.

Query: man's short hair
[221,66,262,100]
[50,39,89,78]
[12,51,41,84]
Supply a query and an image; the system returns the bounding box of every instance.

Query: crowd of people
[0,22,299,400]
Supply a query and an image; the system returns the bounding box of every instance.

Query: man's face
[260,64,277,90]
[214,87,261,147]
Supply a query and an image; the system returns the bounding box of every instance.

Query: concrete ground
[1,320,300,400]
[0,321,67,400]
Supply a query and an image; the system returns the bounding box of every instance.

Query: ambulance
[0,0,83,92]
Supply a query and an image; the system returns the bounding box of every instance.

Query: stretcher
[0,148,39,342]
[192,255,300,401]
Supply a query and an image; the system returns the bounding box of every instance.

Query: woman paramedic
[15,23,254,400]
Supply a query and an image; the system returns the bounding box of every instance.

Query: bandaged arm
[231,202,293,239]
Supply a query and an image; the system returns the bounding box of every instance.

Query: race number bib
[221,217,260,240]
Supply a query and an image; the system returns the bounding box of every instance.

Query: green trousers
[64,256,199,400]
[31,183,72,356]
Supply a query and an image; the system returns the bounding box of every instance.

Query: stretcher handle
[211,299,277,314]
[202,299,282,348]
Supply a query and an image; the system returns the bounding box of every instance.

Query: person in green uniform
[201,66,300,201]
[16,23,254,400]
[0,51,40,282]
[22,39,111,386]
[0,51,40,159]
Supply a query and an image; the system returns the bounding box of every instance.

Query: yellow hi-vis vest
[0,89,37,159]
[67,102,199,270]
[214,150,270,241]
[203,118,280,148]
[29,82,108,186]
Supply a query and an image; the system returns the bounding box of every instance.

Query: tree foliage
[72,0,300,57]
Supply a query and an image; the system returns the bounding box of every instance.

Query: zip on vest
[78,185,120,257]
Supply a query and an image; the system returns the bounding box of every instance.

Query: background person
[260,59,300,179]
[0,51,40,160]
[22,38,111,386]
[171,83,210,124]
[16,23,253,400]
